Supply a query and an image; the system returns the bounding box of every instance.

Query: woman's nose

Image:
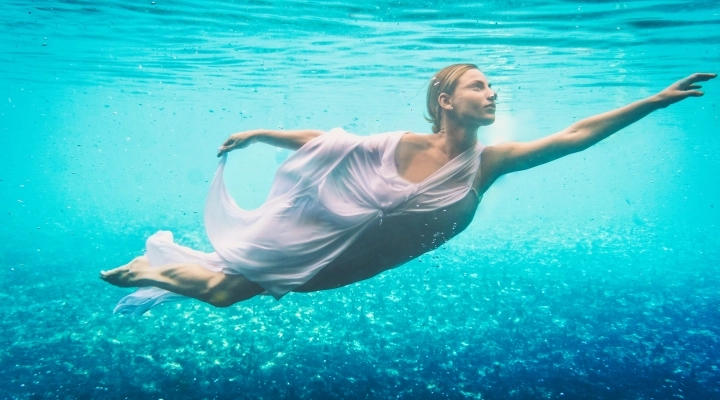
[489,92,498,101]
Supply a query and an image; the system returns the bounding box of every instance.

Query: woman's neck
[437,119,479,158]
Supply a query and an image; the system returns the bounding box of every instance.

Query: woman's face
[444,69,496,127]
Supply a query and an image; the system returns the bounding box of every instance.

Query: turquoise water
[1,0,719,398]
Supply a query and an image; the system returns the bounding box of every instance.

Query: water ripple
[1,0,717,91]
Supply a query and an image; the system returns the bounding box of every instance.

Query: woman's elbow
[562,130,593,154]
[299,130,324,147]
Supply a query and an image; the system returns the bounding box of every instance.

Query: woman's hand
[217,131,255,157]
[655,73,716,108]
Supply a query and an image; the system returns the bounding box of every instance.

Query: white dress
[113,128,484,315]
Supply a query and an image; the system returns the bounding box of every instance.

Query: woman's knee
[206,274,264,307]
[207,292,236,308]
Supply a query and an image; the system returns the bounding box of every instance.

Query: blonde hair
[425,63,479,133]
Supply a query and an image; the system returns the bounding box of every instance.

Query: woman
[101,64,715,315]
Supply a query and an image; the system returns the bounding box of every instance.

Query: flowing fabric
[113,128,484,315]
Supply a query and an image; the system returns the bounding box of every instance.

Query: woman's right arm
[217,129,324,157]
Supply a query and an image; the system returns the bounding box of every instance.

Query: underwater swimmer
[100,65,715,312]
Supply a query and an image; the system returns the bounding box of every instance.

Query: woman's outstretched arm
[492,73,716,175]
[217,129,324,157]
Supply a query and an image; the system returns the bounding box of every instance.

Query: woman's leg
[100,256,266,307]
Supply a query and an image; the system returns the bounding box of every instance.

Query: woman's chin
[478,116,496,126]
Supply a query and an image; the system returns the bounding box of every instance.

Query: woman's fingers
[217,138,235,157]
[217,133,251,157]
[687,73,717,84]
[673,73,715,91]
[656,73,714,107]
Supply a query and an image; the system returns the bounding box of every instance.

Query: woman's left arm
[217,129,324,157]
[493,73,716,175]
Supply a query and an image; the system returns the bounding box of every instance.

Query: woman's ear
[438,93,453,110]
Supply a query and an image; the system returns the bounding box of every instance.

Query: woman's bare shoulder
[398,131,434,148]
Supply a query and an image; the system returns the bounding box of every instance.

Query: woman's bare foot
[100,256,151,288]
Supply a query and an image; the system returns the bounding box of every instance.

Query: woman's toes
[100,266,133,287]
[101,256,151,287]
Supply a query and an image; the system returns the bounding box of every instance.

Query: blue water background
[1,0,719,398]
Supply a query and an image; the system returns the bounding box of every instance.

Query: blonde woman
[101,64,715,315]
